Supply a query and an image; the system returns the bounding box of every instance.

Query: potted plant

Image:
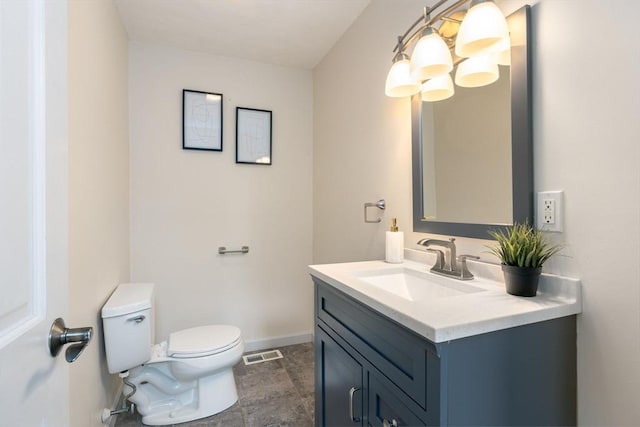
[487,222,563,297]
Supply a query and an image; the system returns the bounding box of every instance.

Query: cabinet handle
[348,386,361,422]
[383,419,398,427]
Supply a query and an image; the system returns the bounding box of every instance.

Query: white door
[0,0,69,425]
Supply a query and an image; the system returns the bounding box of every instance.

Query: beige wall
[313,1,419,264]
[530,1,639,424]
[68,0,130,425]
[128,42,314,349]
[313,0,640,425]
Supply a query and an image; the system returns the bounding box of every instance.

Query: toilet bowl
[102,283,244,426]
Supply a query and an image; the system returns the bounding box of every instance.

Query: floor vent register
[242,349,284,365]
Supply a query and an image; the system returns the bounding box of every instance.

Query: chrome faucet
[417,237,479,280]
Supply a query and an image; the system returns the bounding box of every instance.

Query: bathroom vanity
[310,252,581,426]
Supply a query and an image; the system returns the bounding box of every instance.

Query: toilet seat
[168,325,241,359]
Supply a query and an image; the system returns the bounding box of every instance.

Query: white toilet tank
[102,283,155,374]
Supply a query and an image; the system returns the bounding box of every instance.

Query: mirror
[412,5,532,239]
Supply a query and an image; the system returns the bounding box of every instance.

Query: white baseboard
[243,332,313,353]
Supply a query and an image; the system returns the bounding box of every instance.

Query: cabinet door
[368,373,426,427]
[315,326,364,426]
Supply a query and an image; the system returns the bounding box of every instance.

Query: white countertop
[309,249,581,343]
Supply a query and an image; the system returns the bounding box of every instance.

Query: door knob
[48,318,93,363]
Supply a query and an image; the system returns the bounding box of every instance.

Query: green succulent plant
[487,222,563,268]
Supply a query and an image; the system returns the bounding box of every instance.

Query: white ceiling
[115,0,371,69]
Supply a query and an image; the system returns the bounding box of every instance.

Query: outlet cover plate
[536,191,563,232]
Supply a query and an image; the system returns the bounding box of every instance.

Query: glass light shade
[385,58,421,97]
[421,74,454,102]
[494,37,511,66]
[410,29,453,81]
[455,55,499,87]
[454,0,509,58]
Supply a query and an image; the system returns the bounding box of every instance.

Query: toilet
[101,283,244,426]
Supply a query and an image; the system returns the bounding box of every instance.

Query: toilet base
[138,369,239,425]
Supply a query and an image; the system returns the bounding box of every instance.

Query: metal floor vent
[242,349,284,365]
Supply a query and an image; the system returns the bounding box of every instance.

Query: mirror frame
[412,5,532,240]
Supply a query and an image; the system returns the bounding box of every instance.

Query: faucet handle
[457,254,480,279]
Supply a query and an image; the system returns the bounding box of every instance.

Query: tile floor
[115,342,314,427]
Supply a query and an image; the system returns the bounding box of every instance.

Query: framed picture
[236,107,272,165]
[182,89,223,151]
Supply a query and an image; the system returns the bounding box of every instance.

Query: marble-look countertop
[309,249,581,343]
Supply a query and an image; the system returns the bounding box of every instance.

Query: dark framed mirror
[412,5,532,239]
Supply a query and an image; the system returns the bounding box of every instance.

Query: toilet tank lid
[102,283,155,318]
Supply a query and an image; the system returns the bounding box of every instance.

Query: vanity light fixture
[493,36,511,66]
[410,26,453,81]
[454,0,510,58]
[454,54,499,87]
[384,0,510,101]
[421,73,454,102]
[385,37,422,97]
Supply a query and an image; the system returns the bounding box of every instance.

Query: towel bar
[218,246,250,255]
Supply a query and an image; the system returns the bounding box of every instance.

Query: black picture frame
[235,107,272,165]
[182,89,223,151]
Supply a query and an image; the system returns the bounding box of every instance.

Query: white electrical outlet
[543,199,555,224]
[537,191,563,232]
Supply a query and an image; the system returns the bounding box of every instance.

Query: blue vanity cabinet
[313,278,577,426]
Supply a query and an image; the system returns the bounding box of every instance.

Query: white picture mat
[237,108,271,164]
[183,91,222,150]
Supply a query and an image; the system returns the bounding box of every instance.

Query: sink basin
[354,267,485,301]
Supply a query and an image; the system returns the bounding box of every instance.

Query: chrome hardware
[458,254,480,280]
[383,418,398,427]
[348,386,361,422]
[364,199,386,223]
[127,315,146,323]
[102,372,138,423]
[418,237,457,269]
[48,318,93,363]
[418,238,477,280]
[218,246,249,255]
[101,403,135,423]
[425,248,444,269]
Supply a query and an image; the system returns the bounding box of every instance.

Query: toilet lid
[168,325,241,358]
